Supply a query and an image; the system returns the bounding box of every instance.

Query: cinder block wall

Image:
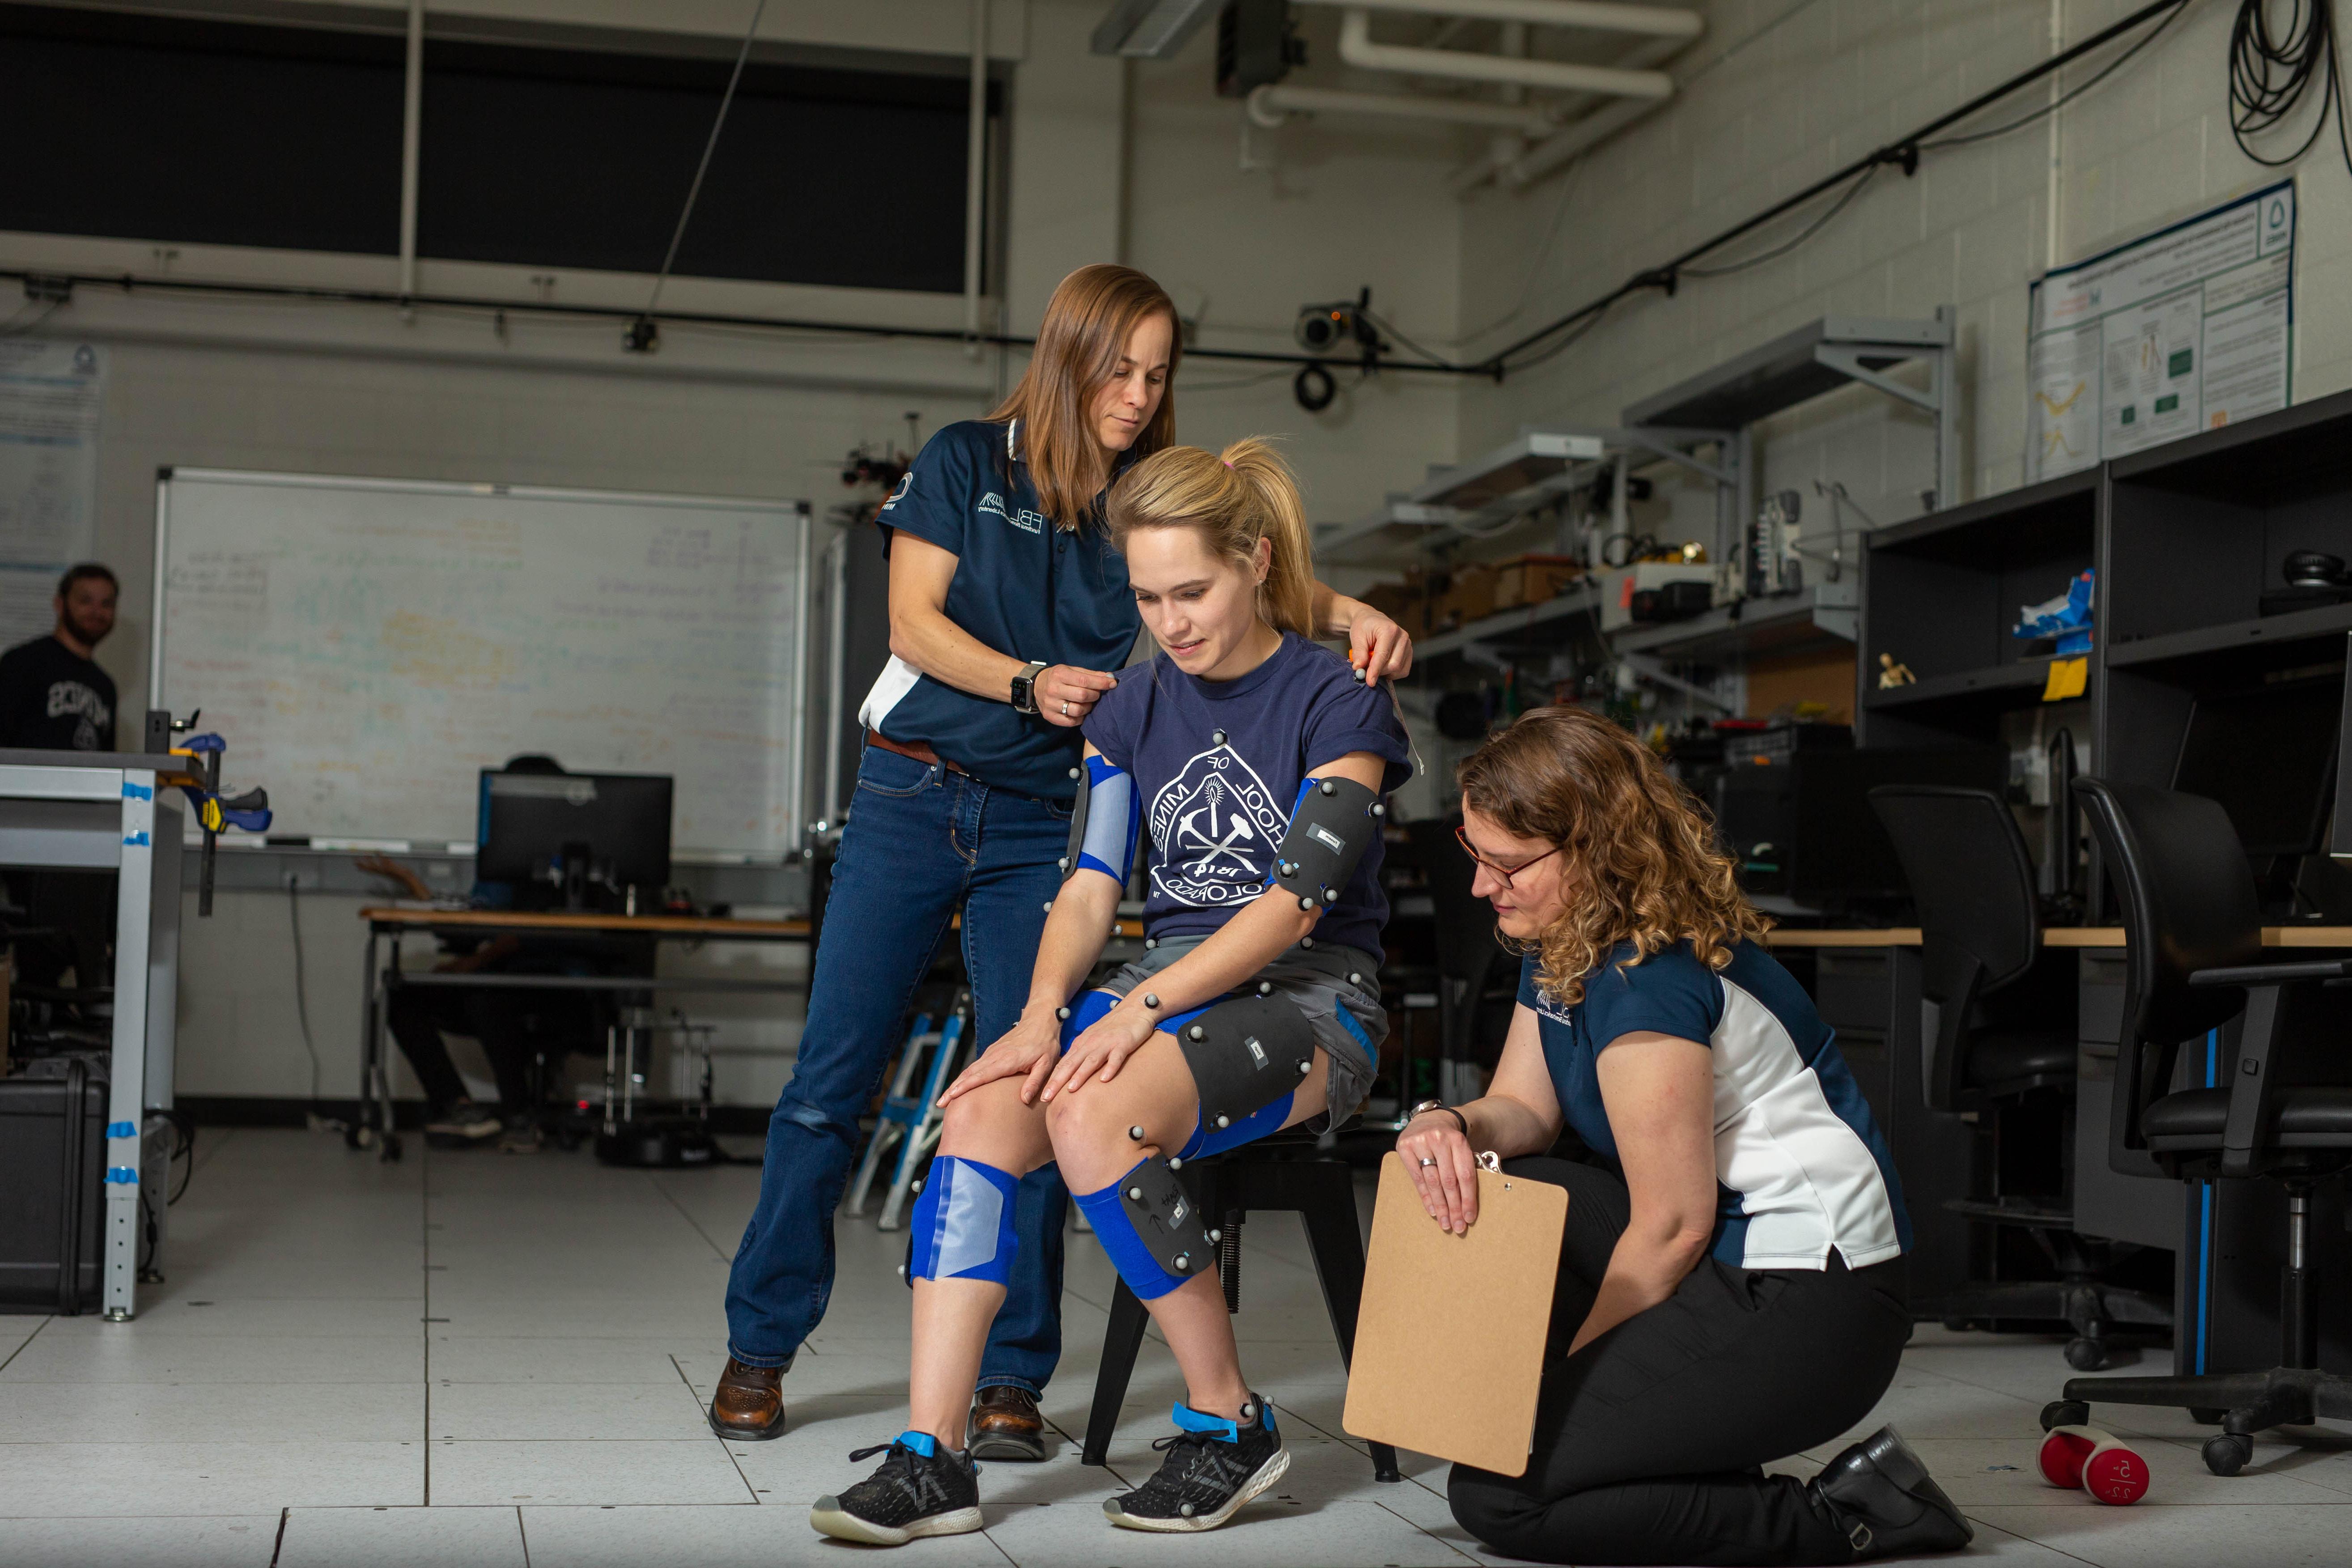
[1455,0,2341,525]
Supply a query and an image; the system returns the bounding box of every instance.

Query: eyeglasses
[1454,824,1562,890]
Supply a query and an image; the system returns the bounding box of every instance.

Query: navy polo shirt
[1521,940,1911,1271]
[858,418,1141,801]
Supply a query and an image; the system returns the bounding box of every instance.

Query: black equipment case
[0,1057,106,1313]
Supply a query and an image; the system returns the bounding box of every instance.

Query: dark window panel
[0,4,403,255]
[418,41,992,294]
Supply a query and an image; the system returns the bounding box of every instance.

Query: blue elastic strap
[1076,753,1142,884]
[1059,989,1120,1055]
[896,1430,938,1458]
[1073,1161,1193,1301]
[1177,1090,1295,1161]
[1172,1402,1239,1444]
[906,1156,1020,1284]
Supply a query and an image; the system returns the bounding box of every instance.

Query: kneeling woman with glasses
[807,439,1407,1545]
[1405,705,1973,1566]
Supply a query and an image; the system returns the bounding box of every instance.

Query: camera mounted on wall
[1292,286,1384,411]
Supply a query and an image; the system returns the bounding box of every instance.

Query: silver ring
[1061,700,1070,716]
[1418,1156,1436,1167]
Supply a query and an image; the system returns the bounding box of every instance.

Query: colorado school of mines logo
[1149,743,1287,907]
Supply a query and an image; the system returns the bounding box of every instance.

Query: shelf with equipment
[1856,469,2099,748]
[2095,386,2352,793]
[1315,426,1613,567]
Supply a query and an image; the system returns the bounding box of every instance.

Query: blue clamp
[106,1121,136,1139]
[104,1166,139,1185]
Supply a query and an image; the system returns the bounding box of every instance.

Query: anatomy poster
[0,339,105,647]
[2027,183,2293,480]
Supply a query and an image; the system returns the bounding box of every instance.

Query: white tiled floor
[3,1130,2347,1566]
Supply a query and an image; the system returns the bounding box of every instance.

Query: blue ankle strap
[896,1430,938,1458]
[1171,1403,1239,1444]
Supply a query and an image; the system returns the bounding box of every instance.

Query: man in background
[0,562,118,752]
[0,563,122,994]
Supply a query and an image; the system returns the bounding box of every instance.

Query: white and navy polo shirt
[858,417,1143,801]
[1521,940,1911,1271]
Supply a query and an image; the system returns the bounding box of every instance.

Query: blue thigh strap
[907,1156,1019,1284]
[1058,988,1119,1053]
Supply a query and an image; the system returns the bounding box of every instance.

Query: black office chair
[1870,786,2169,1369]
[1403,817,1516,1098]
[2045,778,2352,1475]
[1081,1129,1401,1485]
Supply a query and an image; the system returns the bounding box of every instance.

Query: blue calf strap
[907,1156,1019,1284]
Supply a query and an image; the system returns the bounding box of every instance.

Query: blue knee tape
[1177,1089,1295,1160]
[1073,1161,1193,1301]
[908,1156,1019,1284]
[1058,989,1119,1054]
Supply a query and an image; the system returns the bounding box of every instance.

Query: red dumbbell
[2038,1424,2150,1504]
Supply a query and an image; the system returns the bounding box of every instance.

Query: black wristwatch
[1010,660,1049,716]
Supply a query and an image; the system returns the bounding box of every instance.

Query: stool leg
[1084,1279,1151,1467]
[1296,1165,1401,1483]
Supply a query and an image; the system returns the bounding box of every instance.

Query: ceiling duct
[1091,0,1225,58]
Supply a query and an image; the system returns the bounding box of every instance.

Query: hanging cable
[1682,166,1881,278]
[2230,0,2352,178]
[632,0,771,348]
[1925,0,2194,149]
[288,875,323,1105]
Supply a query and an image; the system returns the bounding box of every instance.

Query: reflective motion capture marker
[1211,730,1227,746]
[1129,1126,1145,1141]
[1142,994,1159,1009]
[1257,981,1272,996]
[1056,1007,1071,1021]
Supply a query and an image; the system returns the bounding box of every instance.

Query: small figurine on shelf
[1877,653,1917,689]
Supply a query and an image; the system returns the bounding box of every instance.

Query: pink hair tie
[1222,458,1234,469]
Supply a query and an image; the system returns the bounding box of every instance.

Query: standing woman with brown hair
[1406,705,1973,1565]
[713,265,1415,1458]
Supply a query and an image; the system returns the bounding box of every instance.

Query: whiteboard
[151,470,811,860]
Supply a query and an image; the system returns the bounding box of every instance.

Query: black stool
[1080,1130,1402,1483]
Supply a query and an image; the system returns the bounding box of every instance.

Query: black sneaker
[1104,1397,1289,1533]
[422,1098,499,1143]
[1806,1425,1973,1560]
[810,1432,983,1546]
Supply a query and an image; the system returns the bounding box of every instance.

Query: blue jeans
[724,743,1072,1396]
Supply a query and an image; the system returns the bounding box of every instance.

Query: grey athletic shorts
[1095,935,1385,1130]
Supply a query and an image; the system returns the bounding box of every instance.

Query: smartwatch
[1010,661,1049,716]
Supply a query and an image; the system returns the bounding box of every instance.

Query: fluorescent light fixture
[1091,0,1224,58]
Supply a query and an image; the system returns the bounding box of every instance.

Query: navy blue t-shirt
[1083,632,1411,958]
[859,418,1142,801]
[1520,939,1911,1271]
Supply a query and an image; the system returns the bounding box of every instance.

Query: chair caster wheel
[2040,1400,2090,1432]
[344,1123,368,1151]
[2064,1336,2108,1372]
[2203,1432,2253,1476]
[2191,1407,2229,1425]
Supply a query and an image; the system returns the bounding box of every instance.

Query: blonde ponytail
[1105,437,1318,637]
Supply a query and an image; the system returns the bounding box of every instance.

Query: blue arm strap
[1075,753,1142,884]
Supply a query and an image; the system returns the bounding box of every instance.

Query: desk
[0,748,184,1319]
[1767,926,2352,948]
[356,906,812,1159]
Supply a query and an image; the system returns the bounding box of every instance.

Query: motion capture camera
[1294,289,1379,355]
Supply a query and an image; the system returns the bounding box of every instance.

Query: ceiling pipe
[1299,0,1700,34]
[1336,8,1674,98]
[1452,28,1693,191]
[1249,81,1557,135]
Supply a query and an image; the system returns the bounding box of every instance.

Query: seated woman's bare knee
[1045,1030,1203,1190]
[937,1072,1053,1176]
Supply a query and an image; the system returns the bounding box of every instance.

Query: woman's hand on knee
[1041,999,1157,1102]
[941,1013,1061,1107]
[1397,1113,1481,1235]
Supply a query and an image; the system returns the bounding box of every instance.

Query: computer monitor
[476,768,673,897]
[1787,746,2010,904]
[2174,674,2341,859]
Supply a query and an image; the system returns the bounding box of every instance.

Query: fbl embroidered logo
[978,492,1044,534]
[1149,744,1286,907]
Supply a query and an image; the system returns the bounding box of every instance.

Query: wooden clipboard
[1342,1151,1567,1476]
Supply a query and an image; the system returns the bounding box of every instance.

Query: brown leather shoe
[708,1356,787,1441]
[967,1384,1047,1461]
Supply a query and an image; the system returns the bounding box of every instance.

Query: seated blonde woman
[808,439,1407,1545]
